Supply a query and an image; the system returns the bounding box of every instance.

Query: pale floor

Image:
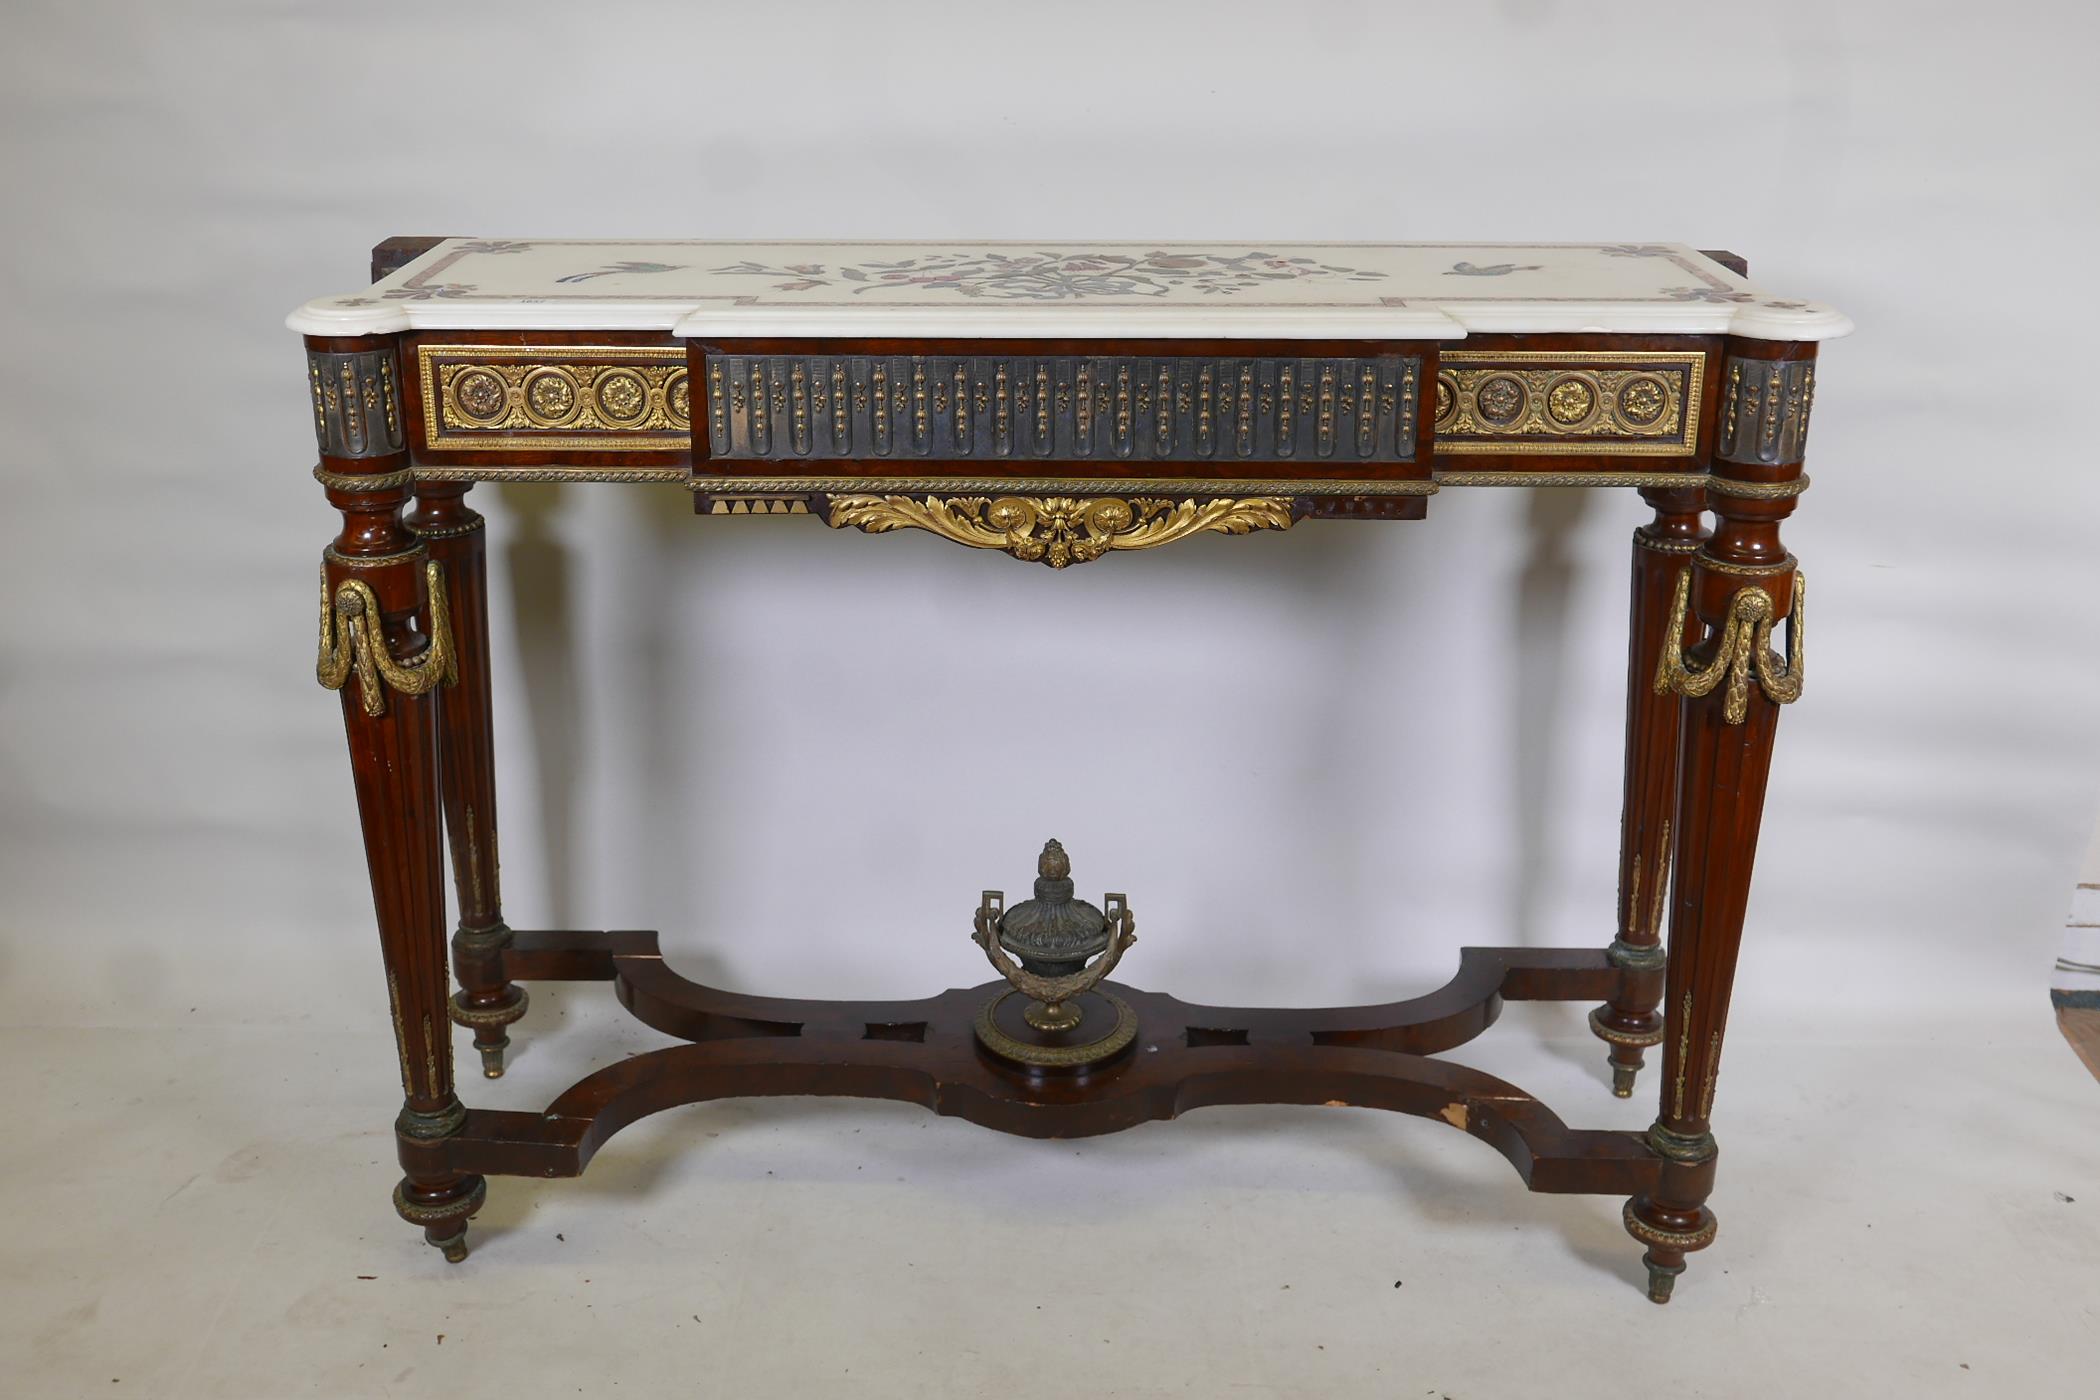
[6,992,2097,1400]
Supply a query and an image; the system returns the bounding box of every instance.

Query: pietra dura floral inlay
[555,260,689,284]
[706,250,1395,300]
[1444,260,1546,276]
[382,283,476,302]
[1664,287,1757,303]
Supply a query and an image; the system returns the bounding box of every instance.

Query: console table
[290,239,1847,1302]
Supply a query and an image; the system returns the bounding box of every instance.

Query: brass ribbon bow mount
[1654,567,1805,725]
[316,560,458,717]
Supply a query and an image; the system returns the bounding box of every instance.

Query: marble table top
[289,240,1851,342]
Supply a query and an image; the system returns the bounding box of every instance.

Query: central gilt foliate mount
[829,494,1295,567]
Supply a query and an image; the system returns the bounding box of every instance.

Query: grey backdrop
[2,4,2093,1096]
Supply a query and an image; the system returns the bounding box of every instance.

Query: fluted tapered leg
[310,333,486,1260]
[1591,486,1707,1097]
[1626,340,1813,1301]
[409,483,527,1078]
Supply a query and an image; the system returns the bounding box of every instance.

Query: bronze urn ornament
[971,840,1138,1068]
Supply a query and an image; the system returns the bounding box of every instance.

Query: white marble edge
[1434,300,1854,340]
[287,295,1853,341]
[288,299,684,337]
[286,239,1853,342]
[1723,301,1856,341]
[667,305,1473,339]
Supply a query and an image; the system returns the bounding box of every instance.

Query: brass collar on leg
[1644,1123,1717,1164]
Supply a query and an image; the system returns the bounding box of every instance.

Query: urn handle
[973,889,1135,1019]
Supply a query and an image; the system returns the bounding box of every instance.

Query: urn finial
[995,838,1106,977]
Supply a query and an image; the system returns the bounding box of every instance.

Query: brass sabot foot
[432,1230,469,1264]
[1610,1063,1639,1098]
[1643,1254,1683,1304]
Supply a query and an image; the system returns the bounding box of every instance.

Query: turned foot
[474,1032,510,1078]
[1642,1252,1685,1304]
[1623,1196,1716,1305]
[1587,1005,1661,1099]
[451,987,528,1080]
[394,1176,487,1262]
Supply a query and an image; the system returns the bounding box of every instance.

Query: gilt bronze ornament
[972,840,1138,1068]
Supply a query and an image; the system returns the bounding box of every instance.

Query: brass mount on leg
[1654,568,1805,725]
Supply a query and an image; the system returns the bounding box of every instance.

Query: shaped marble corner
[1687,252,1853,343]
[1725,298,1854,342]
[288,292,413,337]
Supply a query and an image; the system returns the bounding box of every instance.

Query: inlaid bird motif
[554,261,688,283]
[1444,261,1544,276]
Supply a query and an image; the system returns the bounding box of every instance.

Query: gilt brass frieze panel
[416,344,690,452]
[1433,351,1705,456]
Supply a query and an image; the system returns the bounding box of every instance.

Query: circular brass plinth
[974,989,1137,1071]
